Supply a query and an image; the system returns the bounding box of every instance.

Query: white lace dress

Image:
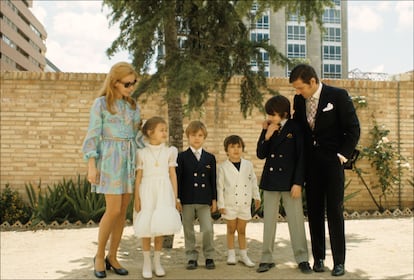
[133,143,182,238]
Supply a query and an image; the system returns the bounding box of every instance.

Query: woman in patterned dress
[82,62,142,278]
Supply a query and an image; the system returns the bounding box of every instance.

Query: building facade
[250,0,348,78]
[0,0,47,71]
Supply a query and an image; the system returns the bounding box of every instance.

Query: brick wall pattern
[1,71,413,211]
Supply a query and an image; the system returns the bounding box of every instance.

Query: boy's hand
[290,184,302,199]
[264,121,281,140]
[211,200,217,213]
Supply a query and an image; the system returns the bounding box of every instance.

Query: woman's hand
[87,166,100,185]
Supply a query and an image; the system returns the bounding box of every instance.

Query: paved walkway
[1,217,413,280]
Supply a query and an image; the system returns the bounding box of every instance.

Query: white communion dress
[133,143,182,238]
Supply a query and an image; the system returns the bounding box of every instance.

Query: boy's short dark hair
[223,135,245,152]
[264,95,291,119]
[289,63,320,84]
[185,120,208,138]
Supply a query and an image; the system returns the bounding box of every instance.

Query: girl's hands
[134,199,141,212]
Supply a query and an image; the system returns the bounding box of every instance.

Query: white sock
[153,251,165,276]
[142,251,152,279]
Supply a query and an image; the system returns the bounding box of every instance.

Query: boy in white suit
[217,135,261,267]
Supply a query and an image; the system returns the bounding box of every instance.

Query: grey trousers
[260,190,309,264]
[182,204,215,261]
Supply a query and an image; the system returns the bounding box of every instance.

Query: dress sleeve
[82,98,103,161]
[168,146,178,167]
[136,149,144,170]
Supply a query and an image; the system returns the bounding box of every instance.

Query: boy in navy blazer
[176,121,217,270]
[256,95,311,274]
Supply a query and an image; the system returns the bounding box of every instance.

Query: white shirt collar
[190,147,202,154]
[310,82,323,100]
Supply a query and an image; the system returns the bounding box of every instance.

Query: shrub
[0,184,31,224]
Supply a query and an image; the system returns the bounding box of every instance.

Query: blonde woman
[82,62,142,278]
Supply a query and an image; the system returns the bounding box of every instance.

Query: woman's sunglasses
[119,79,137,88]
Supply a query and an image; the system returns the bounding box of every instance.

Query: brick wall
[1,71,413,211]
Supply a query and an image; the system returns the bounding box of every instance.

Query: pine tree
[103,0,332,149]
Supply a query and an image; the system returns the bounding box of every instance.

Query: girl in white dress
[133,116,182,279]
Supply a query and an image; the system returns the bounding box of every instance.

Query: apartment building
[250,0,348,78]
[0,0,47,71]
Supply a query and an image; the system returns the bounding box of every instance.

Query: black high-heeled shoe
[105,257,129,275]
[93,257,106,278]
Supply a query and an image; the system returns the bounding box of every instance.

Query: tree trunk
[163,0,182,248]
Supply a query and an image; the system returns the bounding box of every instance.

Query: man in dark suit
[290,64,360,277]
[176,121,217,270]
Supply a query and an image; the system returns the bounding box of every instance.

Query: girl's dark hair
[264,95,291,119]
[223,135,245,152]
[141,116,166,137]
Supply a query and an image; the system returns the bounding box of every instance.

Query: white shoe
[154,262,165,277]
[227,250,236,265]
[239,250,255,267]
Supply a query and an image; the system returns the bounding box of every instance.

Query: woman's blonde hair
[99,62,138,114]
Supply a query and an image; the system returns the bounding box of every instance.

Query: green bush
[0,184,31,224]
[26,175,106,225]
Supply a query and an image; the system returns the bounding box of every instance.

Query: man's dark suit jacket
[293,83,360,167]
[176,148,217,205]
[256,119,305,192]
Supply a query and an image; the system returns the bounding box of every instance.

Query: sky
[30,1,413,76]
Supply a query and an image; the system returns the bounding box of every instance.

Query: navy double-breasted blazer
[176,148,217,205]
[256,119,305,192]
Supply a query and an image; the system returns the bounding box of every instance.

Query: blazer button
[269,167,273,171]
[201,173,205,177]
[194,183,198,187]
[201,184,205,188]
[271,154,275,158]
[279,154,283,158]
[194,172,198,177]
[279,168,282,171]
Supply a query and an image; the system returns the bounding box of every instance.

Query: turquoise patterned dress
[82,96,142,194]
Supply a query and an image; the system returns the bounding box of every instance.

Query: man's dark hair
[289,64,319,84]
[264,95,291,119]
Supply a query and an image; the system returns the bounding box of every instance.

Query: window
[256,15,269,29]
[323,27,341,42]
[250,32,269,42]
[322,8,341,24]
[323,45,341,60]
[287,44,306,58]
[323,64,342,79]
[287,25,306,40]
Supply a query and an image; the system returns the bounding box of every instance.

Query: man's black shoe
[205,259,215,269]
[256,262,275,273]
[186,260,198,270]
[313,259,325,272]
[298,261,312,274]
[332,264,345,276]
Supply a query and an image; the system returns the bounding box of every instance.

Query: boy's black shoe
[186,260,198,270]
[205,259,215,269]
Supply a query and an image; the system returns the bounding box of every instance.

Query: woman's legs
[95,194,129,271]
[106,193,131,267]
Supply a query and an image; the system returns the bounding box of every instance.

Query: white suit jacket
[217,158,260,209]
